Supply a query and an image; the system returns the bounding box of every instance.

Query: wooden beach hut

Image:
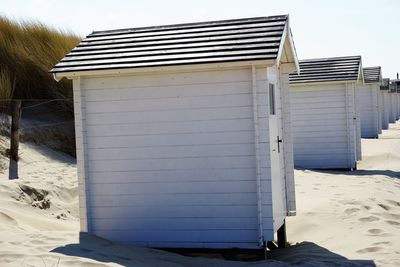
[289,56,363,170]
[380,79,390,130]
[389,82,397,123]
[51,16,298,249]
[395,80,400,119]
[392,79,400,120]
[357,67,382,138]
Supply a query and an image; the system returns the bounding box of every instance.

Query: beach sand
[0,122,399,266]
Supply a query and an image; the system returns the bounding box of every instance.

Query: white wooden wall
[382,92,390,129]
[279,64,296,216]
[290,83,357,169]
[354,85,362,161]
[75,67,284,249]
[395,93,399,120]
[377,90,382,135]
[73,78,89,233]
[398,94,400,119]
[388,93,395,123]
[358,84,380,138]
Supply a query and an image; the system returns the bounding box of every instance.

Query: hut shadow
[51,233,376,266]
[268,241,376,266]
[305,168,400,179]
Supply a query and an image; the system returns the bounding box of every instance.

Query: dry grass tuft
[0,16,81,116]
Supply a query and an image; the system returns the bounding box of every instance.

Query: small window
[269,83,276,115]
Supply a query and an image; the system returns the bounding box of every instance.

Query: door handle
[277,136,283,153]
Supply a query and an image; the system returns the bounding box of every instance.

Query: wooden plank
[86,131,267,149]
[89,205,269,219]
[88,155,268,172]
[82,68,258,89]
[85,93,265,114]
[85,107,259,125]
[84,81,255,100]
[93,229,259,243]
[85,118,266,137]
[86,167,268,183]
[91,192,270,206]
[91,217,259,231]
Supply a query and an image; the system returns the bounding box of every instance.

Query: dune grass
[0,16,81,115]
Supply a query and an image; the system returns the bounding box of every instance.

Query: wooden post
[9,99,21,180]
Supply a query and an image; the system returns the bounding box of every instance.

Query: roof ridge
[299,55,361,63]
[91,15,288,35]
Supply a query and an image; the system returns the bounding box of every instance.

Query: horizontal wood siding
[73,78,89,232]
[388,93,395,123]
[290,83,356,169]
[397,93,400,118]
[382,92,390,129]
[393,93,400,120]
[280,64,296,215]
[358,84,379,138]
[80,67,274,248]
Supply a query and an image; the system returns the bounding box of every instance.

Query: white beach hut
[395,80,400,119]
[389,83,397,123]
[380,79,390,130]
[289,56,363,170]
[357,67,382,138]
[51,16,298,249]
[391,79,400,120]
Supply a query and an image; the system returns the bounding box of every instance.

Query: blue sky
[1,0,399,78]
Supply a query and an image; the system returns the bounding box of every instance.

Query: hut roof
[289,56,362,84]
[51,15,295,73]
[363,66,382,84]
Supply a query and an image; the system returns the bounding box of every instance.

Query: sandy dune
[0,122,399,266]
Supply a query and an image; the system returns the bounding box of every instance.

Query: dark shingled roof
[363,66,381,83]
[289,56,362,84]
[51,15,290,73]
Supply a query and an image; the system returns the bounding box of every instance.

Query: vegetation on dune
[0,16,81,115]
[0,16,81,157]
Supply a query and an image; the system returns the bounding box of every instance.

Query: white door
[268,83,286,231]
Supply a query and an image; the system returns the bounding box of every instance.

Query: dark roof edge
[299,55,361,63]
[363,66,381,70]
[92,15,288,35]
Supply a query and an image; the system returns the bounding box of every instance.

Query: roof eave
[358,58,364,85]
[276,15,300,74]
[290,79,359,86]
[52,59,276,80]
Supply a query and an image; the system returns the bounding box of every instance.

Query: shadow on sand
[306,168,400,179]
[51,233,376,266]
[268,241,376,266]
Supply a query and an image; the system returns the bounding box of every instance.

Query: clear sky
[1,0,399,78]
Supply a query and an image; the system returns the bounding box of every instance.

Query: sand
[0,122,399,266]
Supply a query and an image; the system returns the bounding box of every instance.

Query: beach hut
[51,16,298,249]
[392,79,400,120]
[389,82,397,123]
[289,56,363,170]
[380,79,390,130]
[396,80,400,119]
[357,67,382,138]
